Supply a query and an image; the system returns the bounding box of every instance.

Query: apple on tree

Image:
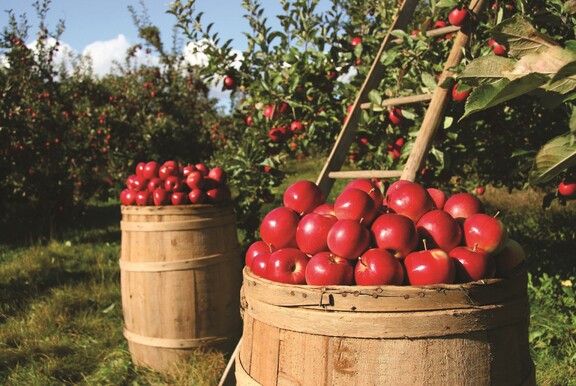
[558,178,576,198]
[448,7,468,27]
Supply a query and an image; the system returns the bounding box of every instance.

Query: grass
[1,157,575,385]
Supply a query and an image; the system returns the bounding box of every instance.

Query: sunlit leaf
[529,132,576,185]
[491,15,560,58]
[458,56,516,85]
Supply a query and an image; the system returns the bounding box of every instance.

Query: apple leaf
[421,72,437,92]
[461,74,548,119]
[435,0,459,8]
[529,132,576,185]
[457,56,516,85]
[368,89,382,107]
[491,15,560,58]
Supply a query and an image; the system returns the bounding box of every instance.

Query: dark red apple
[283,180,325,215]
[370,213,418,259]
[195,163,209,177]
[404,248,456,285]
[147,177,163,193]
[463,213,508,254]
[355,248,404,285]
[223,75,236,90]
[266,248,309,284]
[334,188,377,224]
[327,219,370,260]
[313,203,336,216]
[188,188,207,204]
[135,190,151,206]
[388,107,403,126]
[185,171,205,190]
[170,191,188,205]
[443,192,484,223]
[159,160,179,180]
[143,161,159,179]
[427,188,448,209]
[386,181,434,222]
[452,83,470,102]
[120,189,136,206]
[296,212,337,255]
[208,167,227,185]
[290,121,304,132]
[449,245,496,283]
[251,253,270,278]
[305,252,354,286]
[135,162,146,178]
[493,238,526,277]
[384,179,412,200]
[259,206,300,249]
[164,175,182,192]
[181,165,197,178]
[152,187,169,206]
[416,209,463,253]
[448,7,468,27]
[489,39,507,56]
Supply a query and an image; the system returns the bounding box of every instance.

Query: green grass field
[1,158,575,385]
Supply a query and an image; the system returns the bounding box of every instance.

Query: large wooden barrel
[236,266,535,386]
[120,204,242,373]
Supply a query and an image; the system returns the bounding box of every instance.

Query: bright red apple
[351,36,363,46]
[463,213,508,254]
[135,190,151,206]
[266,248,309,284]
[558,179,576,198]
[313,203,336,216]
[449,245,496,283]
[370,213,418,258]
[489,39,507,56]
[327,219,370,260]
[195,163,209,177]
[448,7,468,27]
[416,209,463,253]
[296,212,337,255]
[185,171,205,190]
[386,181,434,222]
[164,175,182,192]
[305,252,354,286]
[159,160,179,180]
[385,179,412,200]
[147,177,163,193]
[135,162,146,178]
[245,240,275,268]
[143,161,159,179]
[152,188,169,206]
[355,248,404,285]
[334,188,377,224]
[171,191,188,205]
[251,253,270,278]
[120,189,136,206]
[283,180,325,215]
[404,248,456,285]
[427,187,447,209]
[443,192,484,223]
[208,167,227,185]
[452,83,470,102]
[388,107,403,125]
[343,179,383,212]
[259,206,300,249]
[181,165,197,178]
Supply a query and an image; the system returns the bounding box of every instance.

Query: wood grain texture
[120,204,243,374]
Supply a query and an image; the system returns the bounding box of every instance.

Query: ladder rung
[329,170,404,179]
[425,25,460,38]
[360,93,433,110]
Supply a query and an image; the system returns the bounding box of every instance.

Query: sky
[0,0,302,103]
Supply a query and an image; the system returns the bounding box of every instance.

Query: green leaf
[435,0,458,8]
[490,15,560,58]
[461,74,548,119]
[458,56,516,85]
[368,89,382,107]
[421,72,437,92]
[529,132,576,185]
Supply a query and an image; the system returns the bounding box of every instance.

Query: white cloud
[83,34,133,77]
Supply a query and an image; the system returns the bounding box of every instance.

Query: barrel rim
[120,201,234,215]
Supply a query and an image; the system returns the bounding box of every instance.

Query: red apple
[493,238,526,277]
[208,167,227,185]
[185,171,205,190]
[181,164,197,178]
[313,203,336,216]
[463,213,508,254]
[305,252,355,286]
[152,188,169,206]
[355,248,404,285]
[171,191,188,205]
[120,189,137,206]
[558,179,576,198]
[195,163,209,177]
[127,174,147,191]
[327,219,370,260]
[135,162,146,178]
[370,213,419,259]
[351,36,363,46]
[188,188,207,204]
[448,7,468,27]
[443,192,484,223]
[283,180,325,215]
[251,253,270,278]
[245,240,275,268]
[290,121,304,132]
[404,248,456,285]
[334,188,377,224]
[386,181,434,223]
[416,209,463,253]
[296,212,337,255]
[147,177,163,193]
[452,83,470,102]
[263,104,276,119]
[388,107,403,125]
[259,206,300,249]
[384,179,412,200]
[266,248,309,284]
[164,175,183,192]
[344,179,383,212]
[206,187,226,203]
[427,188,448,209]
[223,75,236,90]
[159,160,179,180]
[489,39,507,56]
[143,161,159,179]
[476,186,486,196]
[135,190,151,206]
[449,245,496,283]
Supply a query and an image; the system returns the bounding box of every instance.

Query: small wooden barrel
[236,266,535,386]
[120,204,242,373]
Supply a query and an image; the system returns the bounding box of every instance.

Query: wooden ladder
[316,0,488,197]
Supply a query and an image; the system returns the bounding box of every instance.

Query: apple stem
[493,210,501,218]
[473,243,478,252]
[422,239,428,251]
[359,217,365,224]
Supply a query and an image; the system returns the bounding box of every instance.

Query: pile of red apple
[245,179,526,286]
[119,160,230,206]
